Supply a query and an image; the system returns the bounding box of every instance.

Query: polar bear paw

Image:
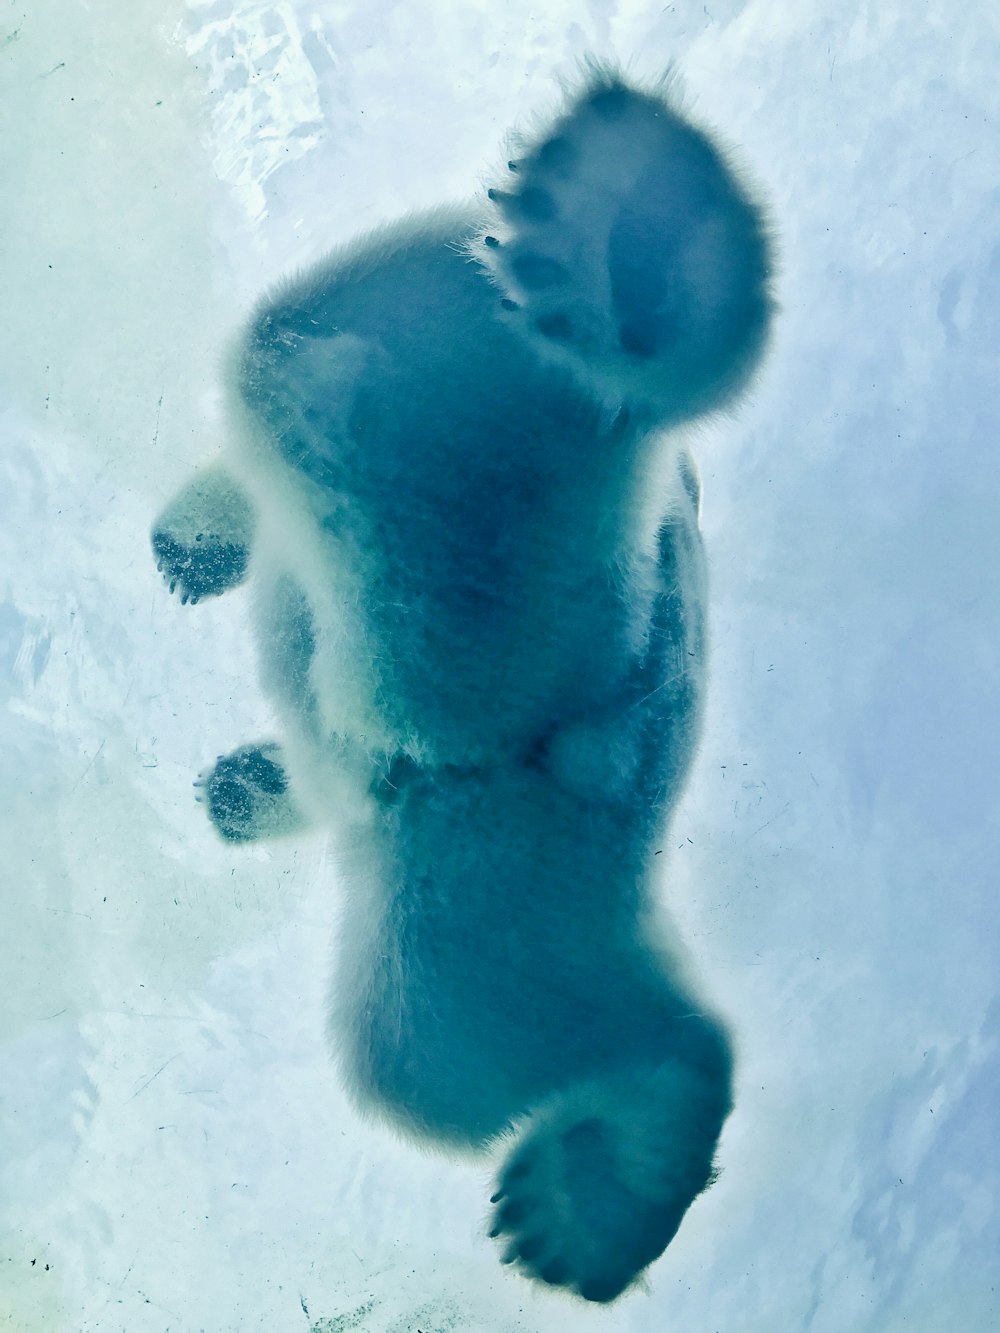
[488,1063,726,1302]
[477,70,772,418]
[195,742,302,842]
[153,528,249,605]
[151,463,256,604]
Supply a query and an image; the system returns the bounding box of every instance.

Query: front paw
[195,743,297,842]
[152,529,249,604]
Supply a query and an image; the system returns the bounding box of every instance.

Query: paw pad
[198,744,289,842]
[488,186,558,224]
[152,529,249,604]
[534,312,574,344]
[509,253,568,291]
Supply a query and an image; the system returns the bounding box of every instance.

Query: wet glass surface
[2,3,998,1329]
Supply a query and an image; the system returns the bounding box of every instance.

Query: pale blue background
[1,2,997,1329]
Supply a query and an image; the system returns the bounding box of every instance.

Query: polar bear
[152,68,773,1303]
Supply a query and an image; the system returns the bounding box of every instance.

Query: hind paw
[488,1062,727,1302]
[477,72,772,419]
[490,1114,675,1302]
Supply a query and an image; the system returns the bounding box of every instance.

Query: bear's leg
[152,463,256,604]
[344,759,730,1301]
[483,480,723,1300]
[540,466,706,820]
[195,741,307,842]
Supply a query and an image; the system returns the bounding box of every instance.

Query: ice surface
[1,1,997,1329]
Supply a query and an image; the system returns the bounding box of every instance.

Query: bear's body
[153,71,772,1303]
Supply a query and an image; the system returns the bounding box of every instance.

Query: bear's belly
[358,557,641,764]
